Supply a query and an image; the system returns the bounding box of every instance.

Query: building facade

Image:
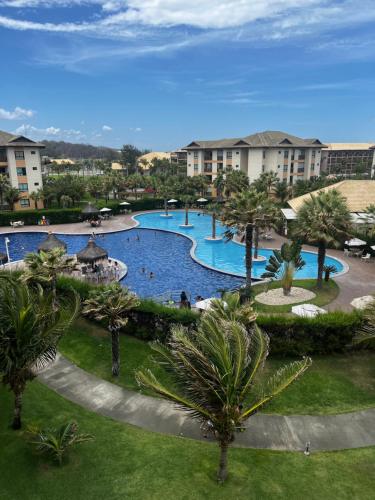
[184,131,325,189]
[321,144,375,178]
[0,130,44,210]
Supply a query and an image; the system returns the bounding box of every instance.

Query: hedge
[55,276,368,356]
[0,197,183,226]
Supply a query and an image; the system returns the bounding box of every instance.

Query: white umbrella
[195,298,227,311]
[197,197,208,203]
[167,199,178,203]
[119,201,130,206]
[371,245,375,251]
[345,238,366,247]
[100,207,112,212]
[350,296,375,310]
[291,304,327,318]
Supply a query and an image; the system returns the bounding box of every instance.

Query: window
[262,165,265,173]
[236,164,239,169]
[289,176,293,185]
[0,148,7,162]
[18,183,28,192]
[204,163,212,173]
[31,151,36,155]
[236,151,239,155]
[188,164,191,167]
[217,162,223,172]
[311,164,315,171]
[312,150,316,158]
[15,151,24,160]
[284,150,289,159]
[298,166,305,173]
[278,151,281,154]
[194,164,198,172]
[20,199,30,207]
[34,182,39,186]
[204,151,212,161]
[16,167,26,175]
[283,165,288,172]
[226,151,232,159]
[262,150,266,159]
[32,167,38,171]
[188,152,191,155]
[193,151,198,159]
[217,149,223,161]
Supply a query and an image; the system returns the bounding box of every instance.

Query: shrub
[0,208,82,226]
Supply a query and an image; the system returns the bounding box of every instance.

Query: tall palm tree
[0,174,10,207]
[30,189,43,209]
[82,284,140,377]
[213,173,225,198]
[22,248,76,307]
[5,187,20,211]
[294,189,351,288]
[223,170,249,198]
[252,199,279,259]
[274,181,290,205]
[206,202,222,239]
[261,242,306,296]
[136,303,311,482]
[0,276,79,429]
[221,189,269,286]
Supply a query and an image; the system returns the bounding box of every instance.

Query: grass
[252,279,340,313]
[0,381,374,500]
[59,317,375,415]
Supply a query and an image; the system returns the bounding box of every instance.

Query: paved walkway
[38,354,375,452]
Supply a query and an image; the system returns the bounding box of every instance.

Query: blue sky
[0,0,374,150]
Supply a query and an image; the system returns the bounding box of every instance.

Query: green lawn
[59,317,375,415]
[252,279,340,313]
[0,382,374,500]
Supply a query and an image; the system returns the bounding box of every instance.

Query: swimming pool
[134,210,345,279]
[0,230,245,301]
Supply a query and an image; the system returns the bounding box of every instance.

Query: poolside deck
[1,211,374,311]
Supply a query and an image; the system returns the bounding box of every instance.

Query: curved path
[38,354,375,452]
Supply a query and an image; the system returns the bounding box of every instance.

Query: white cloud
[14,124,85,141]
[130,127,142,132]
[102,124,112,131]
[0,106,34,120]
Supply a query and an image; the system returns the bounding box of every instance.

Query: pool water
[0,230,245,301]
[135,211,344,279]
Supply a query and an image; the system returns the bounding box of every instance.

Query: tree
[136,302,311,482]
[353,299,375,344]
[274,181,290,205]
[0,174,10,207]
[0,276,79,429]
[4,187,20,211]
[213,173,225,198]
[261,242,306,295]
[252,199,279,260]
[22,248,76,308]
[221,189,269,287]
[30,189,43,209]
[82,284,140,377]
[294,190,351,288]
[224,170,249,198]
[191,175,210,197]
[206,202,222,239]
[120,145,143,175]
[253,172,279,196]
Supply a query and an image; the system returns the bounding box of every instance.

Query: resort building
[183,130,325,188]
[137,151,171,173]
[284,180,375,228]
[0,129,44,210]
[321,143,375,178]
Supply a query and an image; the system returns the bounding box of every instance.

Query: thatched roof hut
[37,232,67,253]
[77,238,108,264]
[0,252,7,264]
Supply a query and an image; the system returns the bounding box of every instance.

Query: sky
[0,0,374,151]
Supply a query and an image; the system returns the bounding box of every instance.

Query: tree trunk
[212,214,216,239]
[317,242,326,289]
[185,203,189,225]
[217,441,229,482]
[164,199,168,216]
[12,390,23,430]
[254,225,260,259]
[111,329,120,377]
[245,223,253,287]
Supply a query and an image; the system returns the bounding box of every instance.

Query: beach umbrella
[345,238,366,247]
[37,232,67,253]
[81,203,100,217]
[197,197,208,203]
[291,304,327,318]
[350,296,375,310]
[77,238,108,264]
[100,207,112,212]
[371,245,375,251]
[0,252,7,264]
[119,201,130,206]
[195,298,227,311]
[167,199,178,203]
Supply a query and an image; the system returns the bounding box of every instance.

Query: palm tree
[158,184,175,216]
[261,242,306,295]
[221,189,269,286]
[0,276,79,429]
[252,172,279,196]
[274,181,290,205]
[30,189,43,209]
[22,248,76,307]
[206,202,222,239]
[353,298,375,344]
[5,187,20,211]
[0,174,10,207]
[213,173,225,198]
[136,303,311,482]
[294,190,351,288]
[223,170,249,198]
[252,199,279,259]
[82,284,140,377]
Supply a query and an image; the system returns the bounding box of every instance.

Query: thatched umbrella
[37,232,67,253]
[81,203,100,219]
[0,252,7,264]
[77,238,108,265]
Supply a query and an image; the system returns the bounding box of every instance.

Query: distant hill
[42,140,120,161]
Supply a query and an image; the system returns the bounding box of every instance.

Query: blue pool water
[0,230,245,301]
[135,211,344,279]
